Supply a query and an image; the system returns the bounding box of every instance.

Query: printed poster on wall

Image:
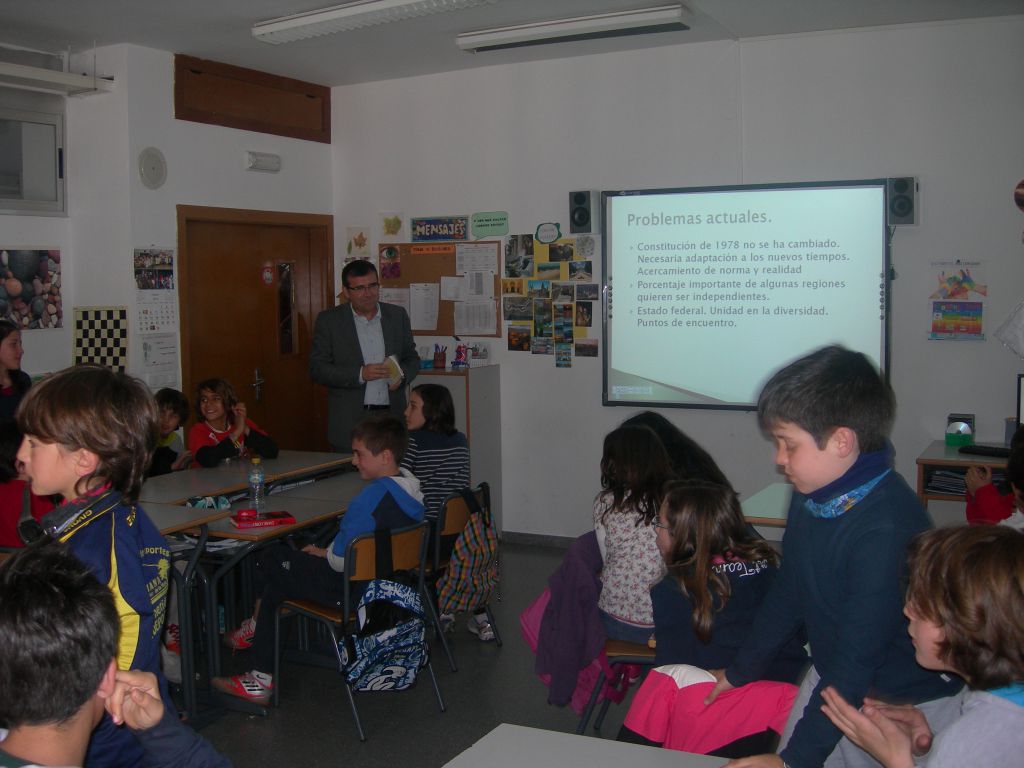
[500,232,601,369]
[927,260,987,341]
[0,247,62,329]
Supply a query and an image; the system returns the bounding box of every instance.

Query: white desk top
[740,482,791,528]
[142,501,231,535]
[203,477,366,541]
[443,724,721,768]
[272,471,365,502]
[139,450,351,504]
[916,439,1009,467]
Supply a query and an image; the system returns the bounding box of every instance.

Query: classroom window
[0,104,65,216]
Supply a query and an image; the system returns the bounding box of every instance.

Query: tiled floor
[199,541,637,768]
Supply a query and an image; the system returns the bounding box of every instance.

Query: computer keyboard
[958,444,1011,458]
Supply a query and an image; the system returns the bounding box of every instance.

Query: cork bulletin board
[377,241,501,337]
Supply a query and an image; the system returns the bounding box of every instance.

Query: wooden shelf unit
[915,440,1008,507]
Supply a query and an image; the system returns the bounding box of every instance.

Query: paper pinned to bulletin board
[927,260,988,340]
[376,241,500,337]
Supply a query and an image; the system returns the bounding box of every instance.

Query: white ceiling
[1,0,1022,87]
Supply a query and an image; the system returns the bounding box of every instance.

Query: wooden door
[177,206,333,451]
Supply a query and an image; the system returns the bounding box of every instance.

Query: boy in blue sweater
[213,415,424,704]
[706,346,962,768]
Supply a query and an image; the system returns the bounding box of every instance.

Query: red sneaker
[224,617,256,650]
[164,623,181,655]
[211,672,272,704]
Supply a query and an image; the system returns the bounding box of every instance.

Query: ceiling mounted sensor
[456,4,690,53]
[253,0,499,44]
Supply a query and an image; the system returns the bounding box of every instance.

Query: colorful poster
[928,261,986,341]
[501,278,524,295]
[929,301,984,340]
[569,260,593,281]
[507,324,530,351]
[0,248,63,329]
[504,234,534,277]
[410,216,469,242]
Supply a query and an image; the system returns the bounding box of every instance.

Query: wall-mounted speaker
[887,177,918,226]
[569,190,600,234]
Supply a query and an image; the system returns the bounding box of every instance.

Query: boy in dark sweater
[706,346,962,768]
[0,545,228,768]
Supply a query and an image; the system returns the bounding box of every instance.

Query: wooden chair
[271,521,445,741]
[429,483,502,663]
[575,638,657,734]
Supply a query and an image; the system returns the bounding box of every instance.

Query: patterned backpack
[338,530,429,692]
[436,489,499,616]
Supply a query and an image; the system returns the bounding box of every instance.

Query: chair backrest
[434,482,490,570]
[344,521,428,618]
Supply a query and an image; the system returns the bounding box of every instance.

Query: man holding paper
[309,259,420,452]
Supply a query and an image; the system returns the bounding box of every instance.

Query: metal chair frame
[272,520,446,741]
[575,639,657,734]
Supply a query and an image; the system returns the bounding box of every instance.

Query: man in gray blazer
[309,260,420,452]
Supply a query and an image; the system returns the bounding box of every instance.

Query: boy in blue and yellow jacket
[17,365,171,768]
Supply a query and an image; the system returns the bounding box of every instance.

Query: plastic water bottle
[248,456,265,514]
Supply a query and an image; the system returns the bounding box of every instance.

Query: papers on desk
[166,534,244,553]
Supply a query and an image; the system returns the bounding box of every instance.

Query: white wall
[332,17,1024,537]
[6,44,335,385]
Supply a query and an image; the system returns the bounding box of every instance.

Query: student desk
[146,501,233,723]
[916,440,1009,508]
[444,723,721,768]
[740,482,791,528]
[266,470,365,502]
[139,450,352,505]
[201,482,365,715]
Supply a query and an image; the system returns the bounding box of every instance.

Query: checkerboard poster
[73,306,128,372]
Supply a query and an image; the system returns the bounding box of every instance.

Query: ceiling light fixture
[254,0,498,44]
[456,4,689,53]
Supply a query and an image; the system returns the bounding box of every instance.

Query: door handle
[251,367,265,402]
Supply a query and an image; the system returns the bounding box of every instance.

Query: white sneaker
[161,643,182,684]
[466,613,495,642]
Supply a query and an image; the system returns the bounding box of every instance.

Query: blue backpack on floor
[340,578,428,692]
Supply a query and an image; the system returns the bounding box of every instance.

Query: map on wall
[0,248,62,328]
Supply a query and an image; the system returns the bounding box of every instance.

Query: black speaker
[569,190,600,234]
[886,177,918,226]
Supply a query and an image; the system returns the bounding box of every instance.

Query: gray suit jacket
[309,302,420,451]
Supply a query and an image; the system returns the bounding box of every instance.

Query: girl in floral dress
[594,424,674,644]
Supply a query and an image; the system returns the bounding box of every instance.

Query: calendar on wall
[134,248,179,334]
[136,294,178,333]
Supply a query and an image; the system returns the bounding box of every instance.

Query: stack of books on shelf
[925,469,1007,496]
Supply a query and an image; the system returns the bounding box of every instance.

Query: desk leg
[205,542,269,717]
[171,529,203,719]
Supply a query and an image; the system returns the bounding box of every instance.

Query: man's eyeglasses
[651,520,671,531]
[346,282,380,294]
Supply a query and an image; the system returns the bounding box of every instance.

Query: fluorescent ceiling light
[254,0,497,44]
[0,62,113,95]
[456,4,689,53]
